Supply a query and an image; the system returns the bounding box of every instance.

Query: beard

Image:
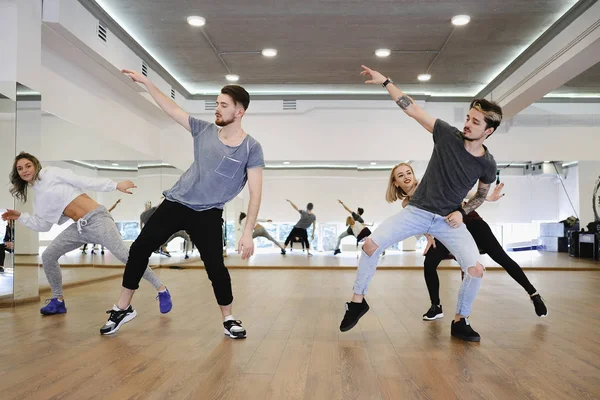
[460,130,486,142]
[215,116,234,127]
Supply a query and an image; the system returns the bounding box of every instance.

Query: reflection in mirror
[0,90,16,306]
[13,83,41,304]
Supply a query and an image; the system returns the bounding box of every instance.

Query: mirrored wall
[0,88,16,306]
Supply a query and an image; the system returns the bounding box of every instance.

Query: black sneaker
[281,249,286,255]
[333,249,341,255]
[530,294,548,317]
[340,299,370,332]
[224,319,247,339]
[451,318,480,342]
[423,304,444,321]
[100,305,137,335]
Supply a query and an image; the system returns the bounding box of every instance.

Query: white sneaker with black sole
[100,305,137,335]
[223,319,246,339]
[423,304,444,321]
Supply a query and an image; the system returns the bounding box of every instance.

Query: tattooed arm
[360,65,436,133]
[463,182,491,214]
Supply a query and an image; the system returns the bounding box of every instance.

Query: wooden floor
[1,269,599,399]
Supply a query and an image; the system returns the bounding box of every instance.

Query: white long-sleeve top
[351,220,366,237]
[18,166,118,232]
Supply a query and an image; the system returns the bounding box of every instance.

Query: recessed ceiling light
[187,16,206,27]
[226,74,239,82]
[370,162,377,165]
[283,161,290,165]
[418,74,431,81]
[451,15,470,26]
[261,48,277,57]
[375,48,391,58]
[111,163,119,166]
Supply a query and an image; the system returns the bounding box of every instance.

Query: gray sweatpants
[253,226,285,250]
[41,206,163,297]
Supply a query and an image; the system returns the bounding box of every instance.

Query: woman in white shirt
[1,152,172,316]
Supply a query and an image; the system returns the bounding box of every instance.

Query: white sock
[224,315,235,322]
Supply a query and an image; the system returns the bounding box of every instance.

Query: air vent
[97,21,107,43]
[141,61,148,77]
[283,99,297,111]
[170,88,176,100]
[205,100,217,111]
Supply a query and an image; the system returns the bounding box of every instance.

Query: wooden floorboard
[1,269,599,399]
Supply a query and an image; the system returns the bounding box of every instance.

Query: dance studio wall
[237,168,565,226]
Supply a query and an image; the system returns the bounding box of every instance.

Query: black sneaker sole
[423,312,444,321]
[340,304,370,332]
[101,310,137,335]
[451,331,481,342]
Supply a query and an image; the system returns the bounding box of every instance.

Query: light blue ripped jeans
[353,205,483,317]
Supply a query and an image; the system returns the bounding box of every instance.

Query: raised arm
[239,167,263,259]
[107,199,121,213]
[338,199,353,214]
[286,199,299,211]
[360,65,437,133]
[122,69,191,132]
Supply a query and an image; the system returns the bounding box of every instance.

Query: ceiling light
[375,49,391,58]
[261,48,277,57]
[187,16,206,27]
[111,163,119,166]
[283,161,290,165]
[226,74,239,82]
[418,74,431,81]
[370,162,377,165]
[451,15,470,26]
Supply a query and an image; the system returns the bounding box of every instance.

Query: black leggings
[285,227,310,249]
[356,228,371,243]
[424,217,537,305]
[122,200,233,306]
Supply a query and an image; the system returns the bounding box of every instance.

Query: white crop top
[18,166,117,232]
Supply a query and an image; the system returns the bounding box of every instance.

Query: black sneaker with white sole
[530,294,548,317]
[340,299,370,332]
[224,319,247,339]
[451,318,480,342]
[100,305,137,335]
[423,304,444,321]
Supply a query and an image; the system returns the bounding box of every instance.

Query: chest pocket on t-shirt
[215,156,242,178]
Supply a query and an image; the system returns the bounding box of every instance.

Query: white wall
[558,165,580,221]
[237,168,562,226]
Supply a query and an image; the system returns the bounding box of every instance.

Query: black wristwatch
[382,78,393,87]
[455,207,468,218]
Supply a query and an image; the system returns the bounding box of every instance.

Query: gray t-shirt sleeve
[432,119,459,143]
[189,116,214,138]
[247,140,265,169]
[351,212,364,223]
[480,159,497,184]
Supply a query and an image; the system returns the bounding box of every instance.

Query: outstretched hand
[486,182,505,202]
[360,65,386,85]
[1,210,21,221]
[117,180,137,194]
[122,69,148,84]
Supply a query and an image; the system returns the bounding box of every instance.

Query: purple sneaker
[40,298,67,315]
[157,288,172,314]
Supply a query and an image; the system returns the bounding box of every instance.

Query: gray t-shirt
[164,116,265,211]
[295,210,316,229]
[409,119,496,216]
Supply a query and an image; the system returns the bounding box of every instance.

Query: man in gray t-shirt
[101,69,264,339]
[284,199,316,256]
[341,65,504,344]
